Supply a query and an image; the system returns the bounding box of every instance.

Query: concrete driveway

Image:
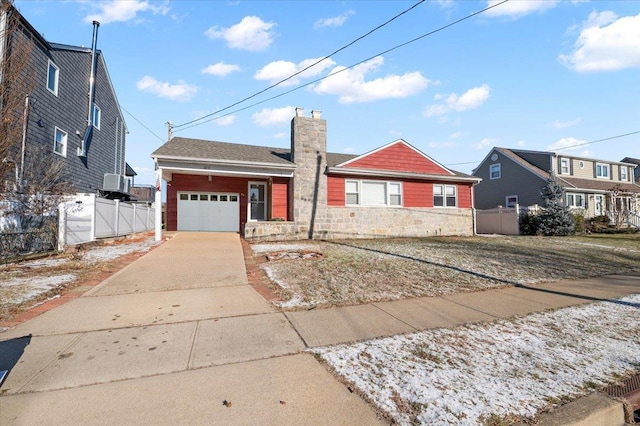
[0,233,382,425]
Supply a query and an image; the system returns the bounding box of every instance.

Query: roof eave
[152,155,296,171]
[327,167,481,183]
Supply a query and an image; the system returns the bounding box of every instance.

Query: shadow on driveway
[0,334,32,389]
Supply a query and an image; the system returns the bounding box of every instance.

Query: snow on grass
[1,274,77,306]
[251,242,320,254]
[313,294,640,425]
[263,236,640,310]
[83,238,158,263]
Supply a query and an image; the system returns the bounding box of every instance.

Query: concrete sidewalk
[1,232,639,425]
[0,233,382,425]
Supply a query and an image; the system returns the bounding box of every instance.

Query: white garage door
[177,192,239,232]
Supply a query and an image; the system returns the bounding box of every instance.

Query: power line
[173,0,427,130]
[121,106,165,142]
[444,129,640,167]
[175,0,510,133]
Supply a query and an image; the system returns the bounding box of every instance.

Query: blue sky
[14,0,640,185]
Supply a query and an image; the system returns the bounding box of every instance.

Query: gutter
[327,167,482,183]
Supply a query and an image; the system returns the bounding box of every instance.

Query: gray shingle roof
[152,137,474,178]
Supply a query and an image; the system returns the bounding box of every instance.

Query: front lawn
[252,235,640,310]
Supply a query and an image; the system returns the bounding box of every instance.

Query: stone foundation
[244,207,474,242]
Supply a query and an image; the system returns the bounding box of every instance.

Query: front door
[248,182,267,221]
[594,194,604,216]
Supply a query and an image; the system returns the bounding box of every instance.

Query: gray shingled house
[1,3,130,196]
[473,147,640,227]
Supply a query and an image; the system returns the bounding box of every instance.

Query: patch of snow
[83,238,158,263]
[19,258,68,269]
[251,243,319,254]
[3,274,76,305]
[313,294,640,425]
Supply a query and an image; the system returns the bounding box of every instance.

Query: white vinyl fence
[475,206,521,235]
[58,193,155,249]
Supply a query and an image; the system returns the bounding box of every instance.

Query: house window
[434,184,457,208]
[566,193,585,208]
[596,163,609,179]
[345,179,402,207]
[489,163,501,180]
[345,180,359,205]
[53,127,67,157]
[505,195,518,208]
[47,61,59,95]
[92,104,101,129]
[620,166,628,182]
[560,158,570,175]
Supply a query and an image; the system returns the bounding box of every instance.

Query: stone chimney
[291,108,327,238]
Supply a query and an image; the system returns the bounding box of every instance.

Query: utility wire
[175,0,510,133]
[121,106,165,142]
[173,0,427,129]
[444,129,640,167]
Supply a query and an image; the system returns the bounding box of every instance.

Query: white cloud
[551,117,581,129]
[547,137,587,151]
[136,75,197,101]
[205,16,276,51]
[424,84,491,117]
[471,138,494,150]
[559,11,640,72]
[314,10,355,29]
[201,62,241,77]
[484,0,558,19]
[252,106,295,126]
[517,140,526,147]
[84,0,169,24]
[254,57,336,86]
[449,131,463,139]
[343,147,356,154]
[273,132,287,139]
[312,56,430,103]
[428,141,456,148]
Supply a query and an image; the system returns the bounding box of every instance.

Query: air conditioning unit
[103,173,124,191]
[122,177,132,193]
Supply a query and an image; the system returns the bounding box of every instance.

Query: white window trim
[566,192,586,208]
[345,179,403,207]
[505,195,518,208]
[47,60,59,96]
[433,184,457,208]
[53,127,67,157]
[619,165,628,182]
[560,158,570,175]
[489,163,501,180]
[595,162,610,179]
[92,104,101,130]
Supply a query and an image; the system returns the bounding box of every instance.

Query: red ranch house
[151,108,481,241]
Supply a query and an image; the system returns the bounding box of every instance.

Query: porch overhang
[153,156,295,181]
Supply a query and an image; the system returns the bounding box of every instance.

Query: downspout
[20,94,30,187]
[114,115,119,173]
[78,20,100,157]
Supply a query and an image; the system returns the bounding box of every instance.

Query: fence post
[90,195,96,242]
[114,200,120,236]
[57,202,66,251]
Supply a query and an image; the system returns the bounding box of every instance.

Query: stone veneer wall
[244,207,474,242]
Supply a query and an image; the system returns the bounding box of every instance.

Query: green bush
[572,211,586,233]
[519,212,539,235]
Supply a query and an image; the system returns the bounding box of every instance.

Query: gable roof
[152,137,479,183]
[478,147,640,193]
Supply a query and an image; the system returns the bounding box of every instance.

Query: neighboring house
[1,4,130,196]
[622,157,640,183]
[151,108,481,241]
[473,147,640,226]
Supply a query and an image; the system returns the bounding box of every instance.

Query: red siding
[166,174,291,231]
[343,141,451,175]
[325,175,473,209]
[327,176,345,206]
[271,178,290,220]
[458,183,472,208]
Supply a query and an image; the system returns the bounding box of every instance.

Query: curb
[531,392,628,426]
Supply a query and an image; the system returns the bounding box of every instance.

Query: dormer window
[620,166,628,181]
[596,163,609,179]
[47,60,59,96]
[560,158,570,175]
